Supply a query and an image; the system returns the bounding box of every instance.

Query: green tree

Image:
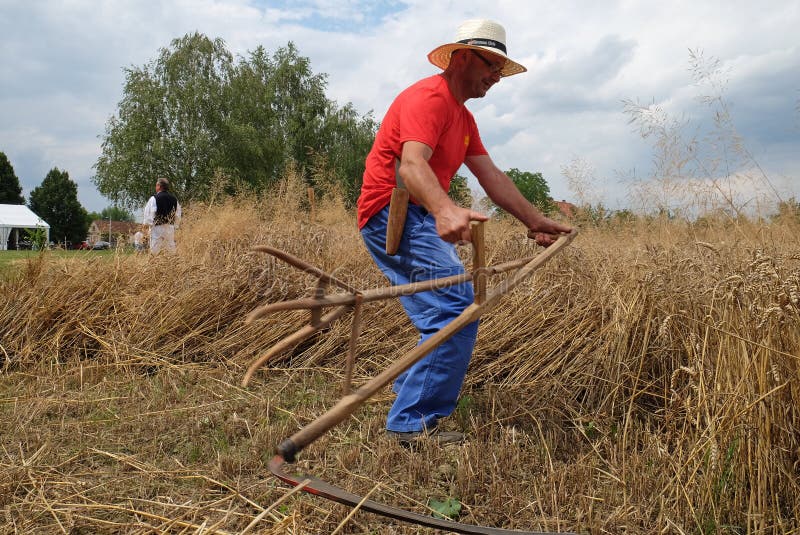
[88,206,134,222]
[94,34,377,209]
[312,102,377,205]
[267,43,329,174]
[220,43,330,193]
[507,168,553,212]
[611,208,637,224]
[28,168,89,244]
[221,42,375,204]
[448,173,473,208]
[94,32,233,208]
[0,151,25,204]
[485,168,554,216]
[220,45,285,192]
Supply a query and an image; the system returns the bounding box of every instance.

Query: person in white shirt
[133,229,145,253]
[143,177,181,254]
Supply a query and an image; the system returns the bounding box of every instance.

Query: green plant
[24,227,47,250]
[455,394,475,422]
[583,421,599,441]
[428,497,461,520]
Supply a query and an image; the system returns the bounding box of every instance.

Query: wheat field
[1,181,799,534]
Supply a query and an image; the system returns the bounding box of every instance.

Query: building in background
[552,199,577,220]
[87,220,140,248]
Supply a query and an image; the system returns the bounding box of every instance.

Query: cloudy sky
[1,0,798,213]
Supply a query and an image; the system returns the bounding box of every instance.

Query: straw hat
[427,19,527,77]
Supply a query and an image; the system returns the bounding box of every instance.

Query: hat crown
[454,19,507,48]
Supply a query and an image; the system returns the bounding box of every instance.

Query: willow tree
[94,33,377,209]
[93,33,231,208]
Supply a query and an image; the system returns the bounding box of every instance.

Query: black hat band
[457,38,507,55]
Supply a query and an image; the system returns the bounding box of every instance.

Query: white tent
[0,204,50,251]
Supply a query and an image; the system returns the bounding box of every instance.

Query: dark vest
[153,191,178,225]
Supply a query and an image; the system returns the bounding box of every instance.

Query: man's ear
[445,49,468,74]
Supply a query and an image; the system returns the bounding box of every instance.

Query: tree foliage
[28,168,89,244]
[312,102,376,204]
[0,151,25,204]
[448,173,473,208]
[88,206,135,223]
[507,168,554,212]
[485,168,554,216]
[94,33,376,209]
[94,33,231,207]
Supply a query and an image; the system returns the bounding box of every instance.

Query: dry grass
[1,179,799,534]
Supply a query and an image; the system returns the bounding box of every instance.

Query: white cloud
[0,0,798,214]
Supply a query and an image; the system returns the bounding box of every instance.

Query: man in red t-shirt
[358,19,572,446]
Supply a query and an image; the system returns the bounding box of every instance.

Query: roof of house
[552,199,577,219]
[0,204,50,228]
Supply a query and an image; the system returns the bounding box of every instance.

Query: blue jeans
[361,205,479,432]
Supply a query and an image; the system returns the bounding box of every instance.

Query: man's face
[465,49,504,98]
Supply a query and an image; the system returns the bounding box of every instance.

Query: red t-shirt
[356,75,488,229]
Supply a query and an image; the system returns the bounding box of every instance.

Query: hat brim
[427,43,527,77]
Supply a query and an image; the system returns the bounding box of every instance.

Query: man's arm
[142,196,156,226]
[174,202,182,228]
[399,141,487,243]
[466,154,572,246]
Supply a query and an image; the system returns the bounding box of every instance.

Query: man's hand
[434,205,489,243]
[399,141,488,243]
[526,216,573,247]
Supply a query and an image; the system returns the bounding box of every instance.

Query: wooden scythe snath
[243,223,578,535]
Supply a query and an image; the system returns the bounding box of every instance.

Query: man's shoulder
[394,75,452,113]
[401,74,446,96]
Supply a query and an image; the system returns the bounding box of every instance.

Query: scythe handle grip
[278,393,364,462]
[385,187,409,255]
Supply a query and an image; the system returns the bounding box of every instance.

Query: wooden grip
[385,187,409,255]
[471,221,487,304]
